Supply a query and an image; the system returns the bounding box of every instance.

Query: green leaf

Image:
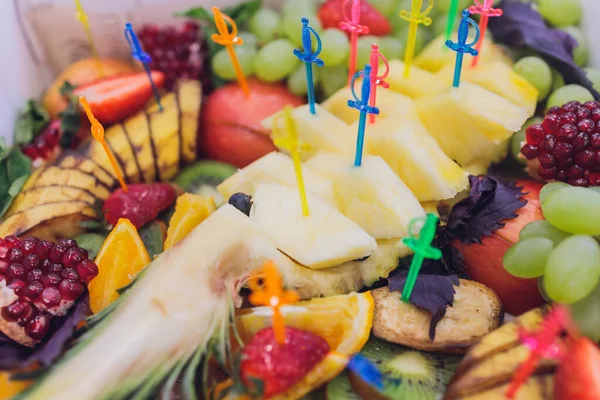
[59,100,81,148]
[176,0,260,25]
[14,99,50,145]
[59,81,77,99]
[0,144,32,219]
[175,7,213,22]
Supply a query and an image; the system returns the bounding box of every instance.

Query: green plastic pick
[444,0,460,43]
[401,213,442,303]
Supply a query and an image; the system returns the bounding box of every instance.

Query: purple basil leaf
[0,293,89,371]
[447,176,526,244]
[387,272,460,340]
[489,0,600,100]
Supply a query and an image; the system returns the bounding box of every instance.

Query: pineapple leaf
[182,345,206,400]
[160,360,188,399]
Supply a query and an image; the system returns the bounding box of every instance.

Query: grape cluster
[503,182,600,340]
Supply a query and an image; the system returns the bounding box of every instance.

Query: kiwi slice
[173,161,237,206]
[139,220,166,258]
[350,338,461,400]
[74,233,107,260]
[326,371,362,400]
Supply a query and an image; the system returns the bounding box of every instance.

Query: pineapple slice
[386,60,447,99]
[366,118,468,201]
[261,104,354,160]
[436,61,539,115]
[322,84,421,125]
[250,183,376,269]
[416,82,529,166]
[217,151,336,205]
[306,153,425,239]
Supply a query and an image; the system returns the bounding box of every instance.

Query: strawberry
[318,0,392,37]
[103,183,176,229]
[554,337,600,400]
[73,71,165,125]
[240,326,330,397]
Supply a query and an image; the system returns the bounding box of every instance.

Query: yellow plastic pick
[400,0,434,78]
[74,0,103,77]
[79,96,128,193]
[247,261,300,344]
[211,7,250,97]
[272,106,310,216]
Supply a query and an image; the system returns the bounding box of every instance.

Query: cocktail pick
[506,305,577,398]
[74,0,103,76]
[79,96,128,192]
[347,354,384,390]
[340,0,369,85]
[293,18,325,115]
[444,0,460,43]
[347,65,379,167]
[272,106,311,216]
[445,10,480,88]
[400,0,434,78]
[468,0,503,68]
[247,261,300,344]
[211,7,250,97]
[124,23,163,112]
[368,44,390,124]
[400,213,442,303]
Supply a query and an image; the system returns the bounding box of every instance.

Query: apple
[555,337,600,400]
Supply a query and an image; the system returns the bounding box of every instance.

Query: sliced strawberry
[240,326,330,397]
[318,0,391,37]
[73,71,165,125]
[554,337,600,400]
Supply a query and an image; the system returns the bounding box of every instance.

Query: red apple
[200,79,304,168]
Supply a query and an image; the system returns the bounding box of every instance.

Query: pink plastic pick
[340,0,369,85]
[468,0,503,68]
[368,44,390,124]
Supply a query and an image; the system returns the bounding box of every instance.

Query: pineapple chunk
[250,183,377,269]
[322,84,421,124]
[386,60,447,99]
[437,61,539,115]
[261,104,354,160]
[217,151,336,205]
[306,153,425,239]
[366,118,468,201]
[462,140,510,176]
[416,82,529,166]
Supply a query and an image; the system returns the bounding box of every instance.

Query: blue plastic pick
[445,10,480,88]
[347,354,384,390]
[124,22,163,111]
[347,64,379,167]
[293,18,324,115]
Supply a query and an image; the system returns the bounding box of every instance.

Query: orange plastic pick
[79,96,128,192]
[247,261,300,344]
[74,0,103,77]
[211,7,250,97]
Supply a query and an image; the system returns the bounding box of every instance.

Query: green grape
[546,85,594,110]
[503,238,554,278]
[211,46,255,80]
[541,186,600,235]
[282,0,317,18]
[511,117,542,165]
[539,0,582,27]
[282,14,321,48]
[513,57,552,100]
[319,29,350,67]
[551,68,565,91]
[287,64,319,97]
[395,25,430,56]
[539,182,570,205]
[537,276,552,303]
[253,39,298,83]
[249,9,281,43]
[379,36,404,61]
[571,283,600,342]
[356,35,378,71]
[368,0,397,15]
[320,65,348,98]
[519,220,571,245]
[238,32,258,49]
[544,235,600,304]
[589,187,600,194]
[584,68,600,92]
[561,26,588,67]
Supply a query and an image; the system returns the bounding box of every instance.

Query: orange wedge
[0,372,30,399]
[89,218,151,313]
[164,193,216,250]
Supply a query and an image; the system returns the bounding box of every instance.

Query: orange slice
[0,372,30,399]
[164,193,216,250]
[89,218,151,313]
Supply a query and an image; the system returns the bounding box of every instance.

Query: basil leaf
[0,143,32,219]
[14,100,50,145]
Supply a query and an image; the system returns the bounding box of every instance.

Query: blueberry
[228,193,252,216]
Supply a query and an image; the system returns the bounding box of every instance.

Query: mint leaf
[59,100,81,148]
[177,0,260,25]
[0,142,32,219]
[59,81,77,99]
[175,7,213,22]
[14,99,50,145]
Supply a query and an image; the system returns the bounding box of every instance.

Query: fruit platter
[1,0,600,398]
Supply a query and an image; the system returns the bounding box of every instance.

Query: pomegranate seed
[0,260,8,274]
[49,244,67,263]
[567,165,585,179]
[521,144,539,159]
[577,107,592,120]
[61,268,79,281]
[36,240,53,258]
[59,280,84,300]
[4,301,26,319]
[569,178,590,187]
[557,124,577,142]
[20,237,38,255]
[539,134,556,153]
[7,248,23,263]
[595,150,600,165]
[559,112,577,125]
[8,263,26,279]
[558,157,574,169]
[563,101,581,113]
[589,172,600,185]
[76,260,98,282]
[591,133,600,149]
[573,133,590,151]
[47,263,63,274]
[40,287,61,307]
[526,124,545,145]
[24,281,44,299]
[21,144,40,160]
[557,170,568,182]
[23,254,41,270]
[539,166,558,180]
[579,119,595,133]
[27,269,44,282]
[584,101,600,110]
[18,303,37,326]
[5,236,21,248]
[0,239,8,258]
[35,137,51,159]
[575,149,595,168]
[58,238,78,249]
[40,273,61,287]
[591,108,600,122]
[543,114,560,133]
[539,153,557,167]
[548,106,561,114]
[25,315,51,340]
[8,280,26,295]
[553,142,574,160]
[62,247,87,268]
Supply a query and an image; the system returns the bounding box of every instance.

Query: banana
[31,166,112,200]
[8,186,96,215]
[55,152,116,188]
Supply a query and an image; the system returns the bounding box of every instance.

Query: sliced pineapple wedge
[217,152,336,205]
[306,153,425,239]
[366,118,468,201]
[386,59,447,99]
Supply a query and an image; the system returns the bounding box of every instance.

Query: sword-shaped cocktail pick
[368,44,390,124]
[468,0,503,67]
[400,0,434,78]
[211,7,250,97]
[125,23,163,112]
[340,0,369,85]
[444,0,460,43]
[348,65,379,167]
[74,0,103,76]
[293,18,324,115]
[401,213,442,302]
[446,10,480,88]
